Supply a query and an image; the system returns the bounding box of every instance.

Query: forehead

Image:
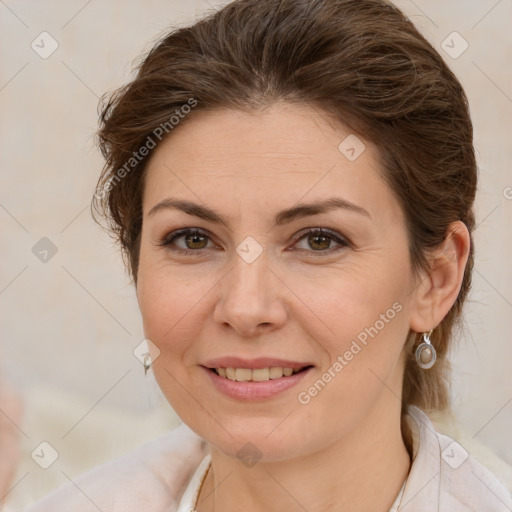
[142,102,400,225]
[147,103,366,172]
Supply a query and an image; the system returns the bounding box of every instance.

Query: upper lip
[202,357,313,370]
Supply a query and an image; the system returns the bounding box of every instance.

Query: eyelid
[292,226,348,243]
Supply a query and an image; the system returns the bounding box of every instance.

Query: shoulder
[25,423,207,512]
[404,406,512,511]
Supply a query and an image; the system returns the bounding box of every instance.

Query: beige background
[1,0,511,508]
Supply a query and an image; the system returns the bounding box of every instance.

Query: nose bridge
[226,249,269,304]
[213,246,286,335]
[226,231,268,291]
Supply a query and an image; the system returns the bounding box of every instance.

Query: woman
[28,0,512,510]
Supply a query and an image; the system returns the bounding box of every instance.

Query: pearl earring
[415,329,436,369]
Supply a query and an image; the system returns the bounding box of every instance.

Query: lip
[200,362,314,401]
[202,357,312,370]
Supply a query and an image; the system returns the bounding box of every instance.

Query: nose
[213,252,288,338]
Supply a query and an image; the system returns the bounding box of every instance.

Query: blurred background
[1,0,511,508]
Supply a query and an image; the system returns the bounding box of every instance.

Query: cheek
[294,263,412,404]
[295,276,409,419]
[136,255,212,357]
[296,257,409,340]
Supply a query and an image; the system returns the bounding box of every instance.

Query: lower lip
[202,366,313,401]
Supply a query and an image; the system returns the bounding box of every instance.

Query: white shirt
[26,406,512,511]
[176,453,406,511]
[175,406,511,511]
[398,406,511,510]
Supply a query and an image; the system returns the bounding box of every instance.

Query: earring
[415,329,436,369]
[143,354,152,376]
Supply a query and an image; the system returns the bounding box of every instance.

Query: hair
[93,0,476,444]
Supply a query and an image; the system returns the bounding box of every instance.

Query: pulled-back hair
[93,0,476,424]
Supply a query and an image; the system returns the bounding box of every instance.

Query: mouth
[209,366,312,382]
[201,359,314,400]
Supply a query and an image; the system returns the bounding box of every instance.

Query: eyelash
[158,227,350,256]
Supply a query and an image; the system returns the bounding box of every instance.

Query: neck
[196,400,411,512]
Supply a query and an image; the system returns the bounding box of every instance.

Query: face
[136,102,418,461]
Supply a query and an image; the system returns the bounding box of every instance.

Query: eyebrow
[147,196,371,226]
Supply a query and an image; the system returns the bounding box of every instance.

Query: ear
[409,221,471,333]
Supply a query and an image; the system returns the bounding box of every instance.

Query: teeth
[215,367,303,381]
[235,368,252,381]
[269,367,284,379]
[252,368,269,381]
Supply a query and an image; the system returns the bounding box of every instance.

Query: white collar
[177,406,512,511]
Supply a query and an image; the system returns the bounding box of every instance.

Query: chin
[180,411,315,462]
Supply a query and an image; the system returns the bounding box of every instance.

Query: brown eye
[159,228,213,253]
[183,231,209,250]
[293,228,349,253]
[307,233,332,251]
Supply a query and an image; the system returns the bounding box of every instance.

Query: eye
[158,228,215,254]
[158,227,350,256]
[292,228,349,254]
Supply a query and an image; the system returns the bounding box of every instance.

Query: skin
[136,102,470,512]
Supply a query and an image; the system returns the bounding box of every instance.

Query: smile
[203,363,314,401]
[213,367,307,381]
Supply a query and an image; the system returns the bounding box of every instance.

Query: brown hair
[93,0,476,423]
